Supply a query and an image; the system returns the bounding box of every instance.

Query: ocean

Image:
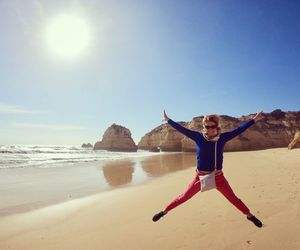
[0,145,196,216]
[0,144,163,169]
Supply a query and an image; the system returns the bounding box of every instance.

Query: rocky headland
[138,109,300,152]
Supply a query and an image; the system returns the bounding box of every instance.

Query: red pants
[164,172,250,215]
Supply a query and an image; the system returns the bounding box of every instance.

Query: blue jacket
[167,118,255,171]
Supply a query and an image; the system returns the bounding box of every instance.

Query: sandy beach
[0,148,300,250]
[0,152,195,216]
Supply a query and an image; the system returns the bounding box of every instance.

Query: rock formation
[81,143,93,148]
[138,109,300,152]
[94,123,138,152]
[288,132,300,149]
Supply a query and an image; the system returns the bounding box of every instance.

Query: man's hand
[253,111,264,122]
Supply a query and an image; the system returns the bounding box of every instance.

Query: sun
[45,14,91,60]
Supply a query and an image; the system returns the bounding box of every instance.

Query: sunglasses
[204,125,217,129]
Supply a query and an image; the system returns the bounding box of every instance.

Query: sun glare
[45,14,91,60]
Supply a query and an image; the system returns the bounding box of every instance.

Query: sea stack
[81,143,93,148]
[288,132,300,149]
[94,123,138,152]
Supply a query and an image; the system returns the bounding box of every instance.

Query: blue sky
[0,0,299,145]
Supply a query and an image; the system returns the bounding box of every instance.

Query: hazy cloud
[12,122,85,131]
[11,0,45,45]
[0,103,37,114]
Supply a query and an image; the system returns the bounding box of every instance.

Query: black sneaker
[152,211,166,222]
[247,215,263,228]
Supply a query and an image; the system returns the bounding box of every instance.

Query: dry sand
[0,148,299,250]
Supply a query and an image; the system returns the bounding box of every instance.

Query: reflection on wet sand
[101,153,196,188]
[140,152,196,177]
[102,160,135,187]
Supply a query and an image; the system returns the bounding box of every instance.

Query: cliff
[138,109,300,152]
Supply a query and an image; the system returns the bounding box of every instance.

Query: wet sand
[0,152,195,216]
[0,148,300,250]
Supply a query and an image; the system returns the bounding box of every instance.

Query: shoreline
[0,148,299,249]
[0,152,196,217]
